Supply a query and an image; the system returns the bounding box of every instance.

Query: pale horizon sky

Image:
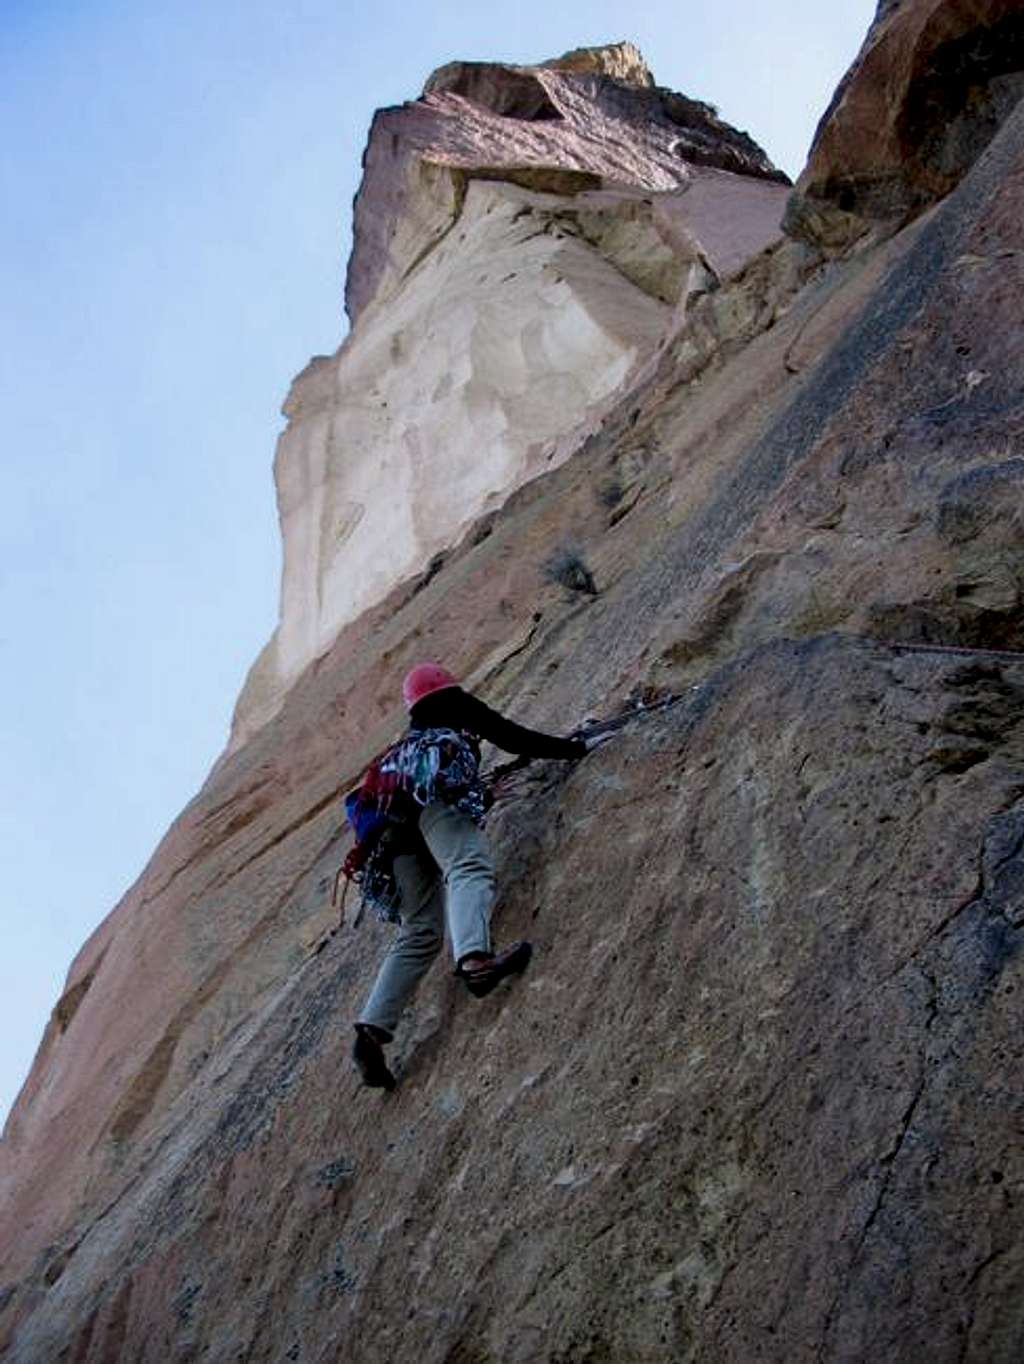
[0,0,877,1128]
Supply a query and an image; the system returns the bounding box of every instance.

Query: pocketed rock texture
[787,0,1024,248]
[235,45,790,743]
[3,13,1024,1364]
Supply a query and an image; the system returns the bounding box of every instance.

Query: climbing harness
[333,837,404,927]
[336,727,488,926]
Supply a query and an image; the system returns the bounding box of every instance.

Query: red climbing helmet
[402,663,459,710]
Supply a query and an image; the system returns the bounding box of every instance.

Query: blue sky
[0,0,876,1127]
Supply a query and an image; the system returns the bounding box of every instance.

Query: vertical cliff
[2,11,1024,1362]
[231,43,790,746]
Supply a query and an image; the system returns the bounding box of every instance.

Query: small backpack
[383,727,486,816]
[335,728,487,925]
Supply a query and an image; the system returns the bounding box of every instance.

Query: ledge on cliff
[425,40,656,114]
[347,42,788,326]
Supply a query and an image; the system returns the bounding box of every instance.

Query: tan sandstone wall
[2,11,1023,1362]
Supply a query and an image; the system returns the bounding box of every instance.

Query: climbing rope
[484,638,1024,805]
[875,639,1024,664]
[481,690,688,806]
[486,638,1024,797]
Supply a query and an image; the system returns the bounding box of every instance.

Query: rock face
[233,45,790,746]
[4,14,1024,1363]
[349,42,785,325]
[787,0,1024,247]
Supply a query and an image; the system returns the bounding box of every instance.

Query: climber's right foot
[458,941,533,998]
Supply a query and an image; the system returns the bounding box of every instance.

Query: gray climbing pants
[357,801,496,1037]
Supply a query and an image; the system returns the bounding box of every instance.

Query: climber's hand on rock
[582,729,616,752]
[571,723,617,753]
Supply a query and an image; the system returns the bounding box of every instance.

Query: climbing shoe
[353,1025,396,1091]
[458,941,533,998]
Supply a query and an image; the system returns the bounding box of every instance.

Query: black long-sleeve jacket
[408,688,585,761]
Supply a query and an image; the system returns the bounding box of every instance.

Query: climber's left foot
[353,1024,396,1090]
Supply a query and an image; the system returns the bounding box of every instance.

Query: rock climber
[353,662,607,1090]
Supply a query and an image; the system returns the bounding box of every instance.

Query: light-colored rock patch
[234,164,788,746]
[235,181,671,742]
